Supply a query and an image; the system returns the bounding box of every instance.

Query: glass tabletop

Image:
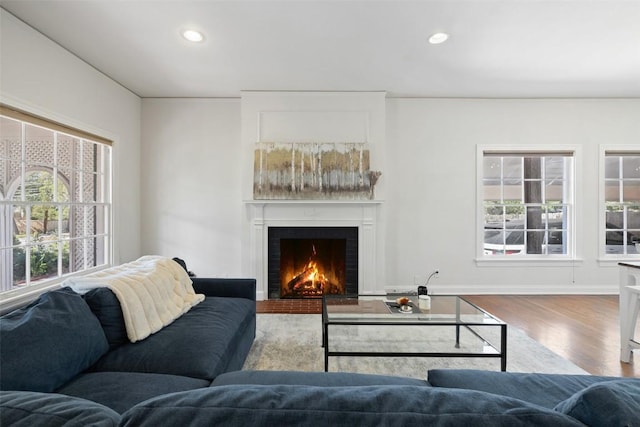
[323,294,504,326]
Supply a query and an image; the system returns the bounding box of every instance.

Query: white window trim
[475,144,581,267]
[598,144,640,266]
[0,264,113,315]
[0,103,115,306]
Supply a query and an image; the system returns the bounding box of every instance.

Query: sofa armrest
[191,278,256,301]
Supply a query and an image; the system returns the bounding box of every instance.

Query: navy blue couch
[0,276,256,417]
[119,370,639,426]
[2,280,640,426]
[2,368,639,426]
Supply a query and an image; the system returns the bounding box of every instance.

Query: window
[0,106,112,295]
[480,149,574,258]
[603,151,640,256]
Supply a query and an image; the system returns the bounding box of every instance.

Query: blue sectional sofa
[2,270,640,426]
[3,368,638,426]
[0,275,257,418]
[117,369,639,427]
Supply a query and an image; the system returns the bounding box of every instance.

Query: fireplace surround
[268,226,358,299]
[245,200,382,300]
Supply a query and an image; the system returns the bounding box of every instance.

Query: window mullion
[53,133,58,204]
[541,157,546,208]
[58,204,63,277]
[20,122,25,203]
[79,141,84,204]
[623,205,629,255]
[619,157,624,203]
[25,205,31,285]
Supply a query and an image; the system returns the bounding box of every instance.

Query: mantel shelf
[243,199,384,205]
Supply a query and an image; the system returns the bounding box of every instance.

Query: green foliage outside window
[484,201,525,217]
[14,171,70,222]
[12,237,69,283]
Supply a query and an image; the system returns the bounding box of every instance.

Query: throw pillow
[0,390,120,427]
[84,287,128,350]
[122,385,584,427]
[0,287,109,392]
[554,379,640,426]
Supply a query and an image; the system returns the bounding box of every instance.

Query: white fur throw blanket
[64,256,204,343]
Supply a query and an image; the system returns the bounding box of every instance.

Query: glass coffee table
[322,294,507,372]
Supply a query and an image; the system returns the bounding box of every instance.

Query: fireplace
[245,200,381,300]
[268,227,358,299]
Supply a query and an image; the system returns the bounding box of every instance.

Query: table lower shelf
[322,323,507,372]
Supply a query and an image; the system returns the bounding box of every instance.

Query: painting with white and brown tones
[254,142,377,200]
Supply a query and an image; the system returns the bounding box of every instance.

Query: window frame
[0,105,113,306]
[476,145,580,267]
[599,145,640,263]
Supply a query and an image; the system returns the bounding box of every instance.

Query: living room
[1,2,639,421]
[0,0,640,425]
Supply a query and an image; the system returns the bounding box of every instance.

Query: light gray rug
[242,314,588,380]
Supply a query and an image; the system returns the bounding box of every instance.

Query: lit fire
[283,245,340,297]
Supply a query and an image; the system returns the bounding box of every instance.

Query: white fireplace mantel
[244,200,383,300]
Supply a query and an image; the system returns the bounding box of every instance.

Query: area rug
[242,314,588,380]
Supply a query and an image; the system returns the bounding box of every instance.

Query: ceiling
[2,0,640,98]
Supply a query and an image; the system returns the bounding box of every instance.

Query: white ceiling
[2,0,640,98]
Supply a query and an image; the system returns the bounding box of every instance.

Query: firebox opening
[268,226,358,299]
[280,239,346,298]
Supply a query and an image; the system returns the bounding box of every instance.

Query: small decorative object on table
[385,297,414,313]
[418,294,431,310]
[395,297,410,306]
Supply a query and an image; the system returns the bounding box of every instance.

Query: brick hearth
[256,299,321,314]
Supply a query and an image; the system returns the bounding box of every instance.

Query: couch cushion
[91,297,255,380]
[554,379,640,427]
[84,287,128,350]
[427,369,622,408]
[0,287,109,392]
[57,371,210,414]
[0,390,120,427]
[121,384,584,427]
[212,370,430,387]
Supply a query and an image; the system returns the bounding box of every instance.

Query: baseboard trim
[427,283,618,295]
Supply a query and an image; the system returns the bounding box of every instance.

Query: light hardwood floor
[257,295,639,377]
[464,295,638,378]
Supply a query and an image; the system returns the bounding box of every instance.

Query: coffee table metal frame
[322,294,507,372]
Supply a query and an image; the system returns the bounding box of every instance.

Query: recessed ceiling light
[428,32,449,45]
[182,29,204,43]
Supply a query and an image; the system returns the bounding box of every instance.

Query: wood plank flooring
[465,295,638,378]
[257,295,638,378]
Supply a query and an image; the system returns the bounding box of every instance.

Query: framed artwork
[254,142,380,200]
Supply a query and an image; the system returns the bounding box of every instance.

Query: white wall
[0,9,142,264]
[386,98,640,294]
[141,95,640,295]
[141,99,243,277]
[4,9,638,295]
